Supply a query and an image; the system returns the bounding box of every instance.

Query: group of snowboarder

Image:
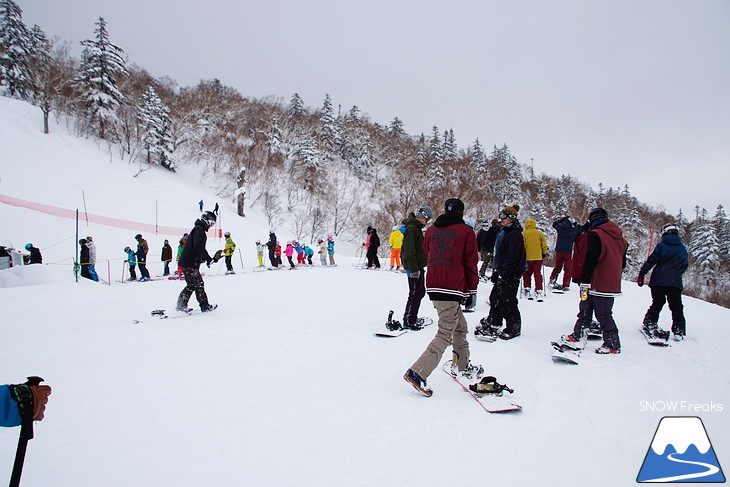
[401,198,690,397]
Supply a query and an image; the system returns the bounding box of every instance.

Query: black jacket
[494,221,526,279]
[477,224,499,253]
[178,220,212,268]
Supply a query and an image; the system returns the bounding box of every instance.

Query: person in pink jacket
[284,241,296,269]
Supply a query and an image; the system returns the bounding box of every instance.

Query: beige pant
[410,301,470,380]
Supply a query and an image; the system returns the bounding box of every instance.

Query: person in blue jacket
[1,381,52,427]
[124,246,137,281]
[637,223,689,339]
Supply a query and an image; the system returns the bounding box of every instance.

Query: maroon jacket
[571,222,590,284]
[423,214,479,302]
[581,219,628,296]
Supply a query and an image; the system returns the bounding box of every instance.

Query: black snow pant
[225,255,233,272]
[268,249,277,267]
[486,276,521,334]
[572,297,595,338]
[645,286,685,335]
[403,272,426,327]
[178,266,209,310]
[366,248,380,268]
[591,294,621,350]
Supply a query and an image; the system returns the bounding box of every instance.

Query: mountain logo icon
[637,416,725,483]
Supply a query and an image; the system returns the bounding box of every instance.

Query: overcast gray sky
[21,0,729,218]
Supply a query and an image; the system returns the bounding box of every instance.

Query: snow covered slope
[1,97,728,486]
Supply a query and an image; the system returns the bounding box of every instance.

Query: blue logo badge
[637,416,725,483]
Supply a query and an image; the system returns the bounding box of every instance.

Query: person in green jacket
[400,205,433,329]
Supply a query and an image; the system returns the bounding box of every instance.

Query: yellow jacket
[224,237,236,256]
[522,219,547,261]
[389,229,404,249]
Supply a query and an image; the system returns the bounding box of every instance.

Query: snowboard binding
[385,310,402,331]
[468,376,514,397]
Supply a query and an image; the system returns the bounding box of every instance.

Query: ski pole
[10,376,44,487]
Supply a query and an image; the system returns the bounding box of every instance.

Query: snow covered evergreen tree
[491,144,522,206]
[137,85,175,170]
[267,113,284,156]
[287,93,305,127]
[442,128,457,162]
[426,126,445,191]
[469,138,487,180]
[0,0,32,99]
[713,205,730,261]
[689,209,719,287]
[76,17,128,140]
[319,93,338,162]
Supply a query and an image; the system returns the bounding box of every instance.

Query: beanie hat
[588,207,608,222]
[415,205,434,221]
[444,198,465,216]
[499,204,520,221]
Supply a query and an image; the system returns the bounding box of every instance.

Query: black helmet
[124,246,131,253]
[201,211,217,228]
[135,234,142,240]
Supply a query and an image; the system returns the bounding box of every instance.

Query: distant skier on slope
[176,211,218,313]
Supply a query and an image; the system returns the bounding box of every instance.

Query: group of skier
[259,231,335,269]
[402,198,689,397]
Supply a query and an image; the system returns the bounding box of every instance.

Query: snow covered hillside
[1,97,729,487]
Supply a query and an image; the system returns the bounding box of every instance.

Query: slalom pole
[647,225,656,258]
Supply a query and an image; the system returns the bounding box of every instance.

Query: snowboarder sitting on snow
[23,243,43,265]
[637,223,688,340]
[0,379,52,427]
[176,211,217,313]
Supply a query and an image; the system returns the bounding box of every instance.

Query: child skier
[284,241,295,269]
[255,240,265,267]
[124,246,137,281]
[318,239,327,266]
[223,231,236,275]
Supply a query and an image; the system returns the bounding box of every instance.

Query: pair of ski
[374,310,433,337]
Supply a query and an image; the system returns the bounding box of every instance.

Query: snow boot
[404,369,433,397]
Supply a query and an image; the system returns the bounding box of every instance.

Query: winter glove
[9,379,52,421]
[637,275,645,287]
[579,283,590,301]
[490,273,499,284]
[409,270,421,280]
